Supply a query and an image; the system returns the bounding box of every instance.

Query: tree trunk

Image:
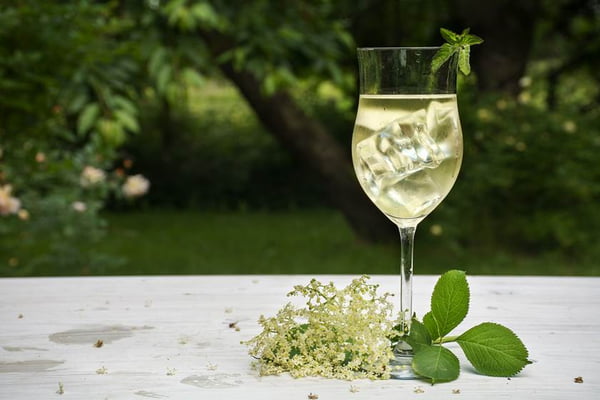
[200,31,395,243]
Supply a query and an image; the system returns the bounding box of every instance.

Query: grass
[85,209,598,276]
[96,209,398,275]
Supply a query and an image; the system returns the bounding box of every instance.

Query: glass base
[389,345,417,379]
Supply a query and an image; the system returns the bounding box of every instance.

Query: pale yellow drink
[352,94,462,226]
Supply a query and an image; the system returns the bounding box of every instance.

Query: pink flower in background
[80,166,106,187]
[0,185,21,216]
[122,174,150,198]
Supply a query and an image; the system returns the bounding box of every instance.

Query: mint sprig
[393,270,531,384]
[431,28,483,75]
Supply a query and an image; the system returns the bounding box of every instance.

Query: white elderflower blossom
[95,366,108,375]
[72,201,87,212]
[80,166,106,187]
[206,362,218,371]
[0,185,21,216]
[243,276,396,380]
[122,174,150,198]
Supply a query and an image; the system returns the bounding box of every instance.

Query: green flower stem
[433,335,459,344]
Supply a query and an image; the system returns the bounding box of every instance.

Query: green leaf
[148,47,167,78]
[182,68,205,87]
[440,28,459,44]
[156,64,172,95]
[422,312,438,340]
[431,43,456,73]
[423,270,469,340]
[190,2,220,27]
[77,103,100,136]
[455,28,483,47]
[113,95,138,116]
[263,74,277,96]
[457,322,531,377]
[98,118,126,147]
[114,110,139,133]
[412,345,460,384]
[433,28,483,75]
[463,34,484,46]
[165,82,182,106]
[458,47,471,75]
[67,91,89,114]
[404,318,432,353]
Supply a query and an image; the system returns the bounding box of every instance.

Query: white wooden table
[0,275,598,399]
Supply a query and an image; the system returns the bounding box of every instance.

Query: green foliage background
[1,0,599,275]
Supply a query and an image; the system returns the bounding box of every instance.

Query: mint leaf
[412,345,460,383]
[440,28,459,43]
[423,270,469,340]
[458,46,471,75]
[457,322,531,377]
[431,27,483,75]
[404,318,432,353]
[463,34,484,46]
[431,43,455,74]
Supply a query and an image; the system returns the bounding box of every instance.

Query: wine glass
[351,47,462,378]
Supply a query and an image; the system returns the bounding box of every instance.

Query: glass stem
[398,225,416,336]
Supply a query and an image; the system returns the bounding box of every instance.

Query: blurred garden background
[1,0,599,277]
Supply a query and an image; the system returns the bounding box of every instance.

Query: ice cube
[356,111,445,193]
[382,171,441,215]
[426,101,457,141]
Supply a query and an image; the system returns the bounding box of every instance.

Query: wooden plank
[0,275,598,399]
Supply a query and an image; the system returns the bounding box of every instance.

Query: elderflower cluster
[243,276,395,380]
